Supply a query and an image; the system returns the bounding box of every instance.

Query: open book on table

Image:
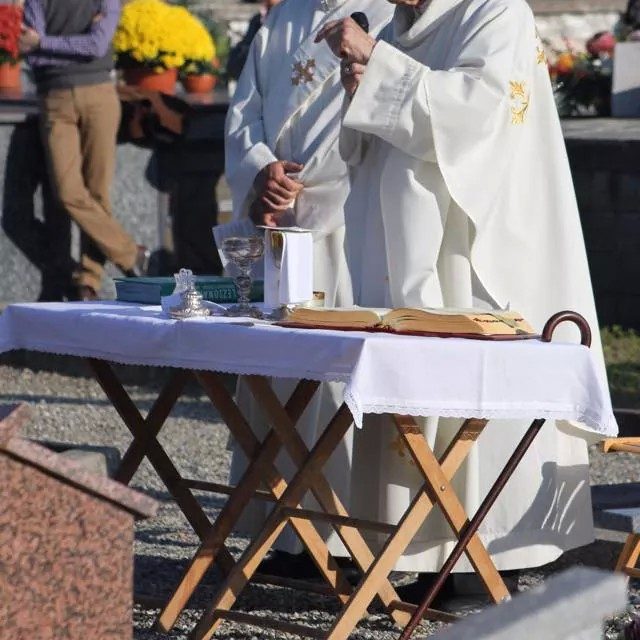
[279,307,539,339]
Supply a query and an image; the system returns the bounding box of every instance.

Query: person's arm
[322,2,525,162]
[26,0,120,59]
[22,0,45,35]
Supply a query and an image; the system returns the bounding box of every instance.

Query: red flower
[586,31,616,57]
[0,6,23,64]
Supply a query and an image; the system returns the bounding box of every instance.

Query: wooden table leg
[156,375,353,632]
[245,376,411,628]
[87,359,231,568]
[195,372,354,599]
[398,418,546,640]
[396,416,509,604]
[190,403,355,640]
[324,419,492,640]
[116,369,190,483]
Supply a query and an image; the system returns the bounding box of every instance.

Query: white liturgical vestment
[339,0,611,570]
[225,0,394,553]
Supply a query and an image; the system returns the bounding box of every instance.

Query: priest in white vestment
[224,0,394,571]
[317,0,612,583]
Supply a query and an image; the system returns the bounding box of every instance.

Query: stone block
[612,43,640,118]
[615,174,640,214]
[615,409,640,437]
[0,404,157,640]
[594,294,619,328]
[618,296,640,327]
[586,250,619,292]
[593,506,640,533]
[426,568,626,640]
[573,167,616,214]
[592,482,640,510]
[39,442,122,478]
[619,253,640,285]
[60,447,120,478]
[581,213,617,251]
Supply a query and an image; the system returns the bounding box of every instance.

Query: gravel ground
[2,355,639,639]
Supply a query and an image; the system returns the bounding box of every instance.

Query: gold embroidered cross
[291,59,316,86]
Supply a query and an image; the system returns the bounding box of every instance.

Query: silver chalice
[221,236,265,318]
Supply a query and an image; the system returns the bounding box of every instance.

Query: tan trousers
[39,82,137,291]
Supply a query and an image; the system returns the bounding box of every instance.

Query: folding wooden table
[0,303,616,639]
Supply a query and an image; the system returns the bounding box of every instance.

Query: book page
[282,307,382,329]
[381,309,535,336]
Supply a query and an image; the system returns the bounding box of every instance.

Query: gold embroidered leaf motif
[291,59,316,86]
[535,28,547,65]
[509,80,530,125]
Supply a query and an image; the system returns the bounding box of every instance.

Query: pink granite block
[0,404,158,640]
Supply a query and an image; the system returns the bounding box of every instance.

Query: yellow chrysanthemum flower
[114,0,216,72]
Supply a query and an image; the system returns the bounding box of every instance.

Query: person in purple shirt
[19,0,148,301]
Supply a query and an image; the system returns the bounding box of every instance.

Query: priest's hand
[315,18,376,65]
[254,160,304,212]
[249,199,280,228]
[341,60,366,96]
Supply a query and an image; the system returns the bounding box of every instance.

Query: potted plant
[113,0,214,95]
[0,2,22,90]
[180,58,218,94]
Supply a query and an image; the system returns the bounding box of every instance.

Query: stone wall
[563,120,640,329]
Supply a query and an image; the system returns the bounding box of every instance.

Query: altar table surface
[0,301,619,639]
[0,301,617,437]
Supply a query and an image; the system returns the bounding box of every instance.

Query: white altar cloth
[0,302,616,436]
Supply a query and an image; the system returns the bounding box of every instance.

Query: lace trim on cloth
[3,340,353,384]
[4,341,614,436]
[343,390,617,436]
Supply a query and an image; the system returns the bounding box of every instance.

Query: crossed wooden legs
[323,416,510,640]
[156,373,356,632]
[88,359,228,553]
[187,409,520,640]
[159,374,412,637]
[88,357,540,639]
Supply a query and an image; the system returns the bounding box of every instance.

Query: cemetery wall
[564,128,640,328]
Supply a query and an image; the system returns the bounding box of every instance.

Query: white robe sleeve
[343,40,436,162]
[224,26,278,220]
[339,94,370,166]
[343,1,521,165]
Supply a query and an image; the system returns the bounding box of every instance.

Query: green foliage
[602,326,640,408]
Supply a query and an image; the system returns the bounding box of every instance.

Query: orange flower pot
[0,62,21,90]
[123,67,178,95]
[182,73,217,94]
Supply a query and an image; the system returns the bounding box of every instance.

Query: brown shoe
[123,244,151,278]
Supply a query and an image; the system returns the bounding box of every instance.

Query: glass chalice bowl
[221,236,265,318]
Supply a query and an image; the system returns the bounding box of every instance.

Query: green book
[113,276,264,305]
